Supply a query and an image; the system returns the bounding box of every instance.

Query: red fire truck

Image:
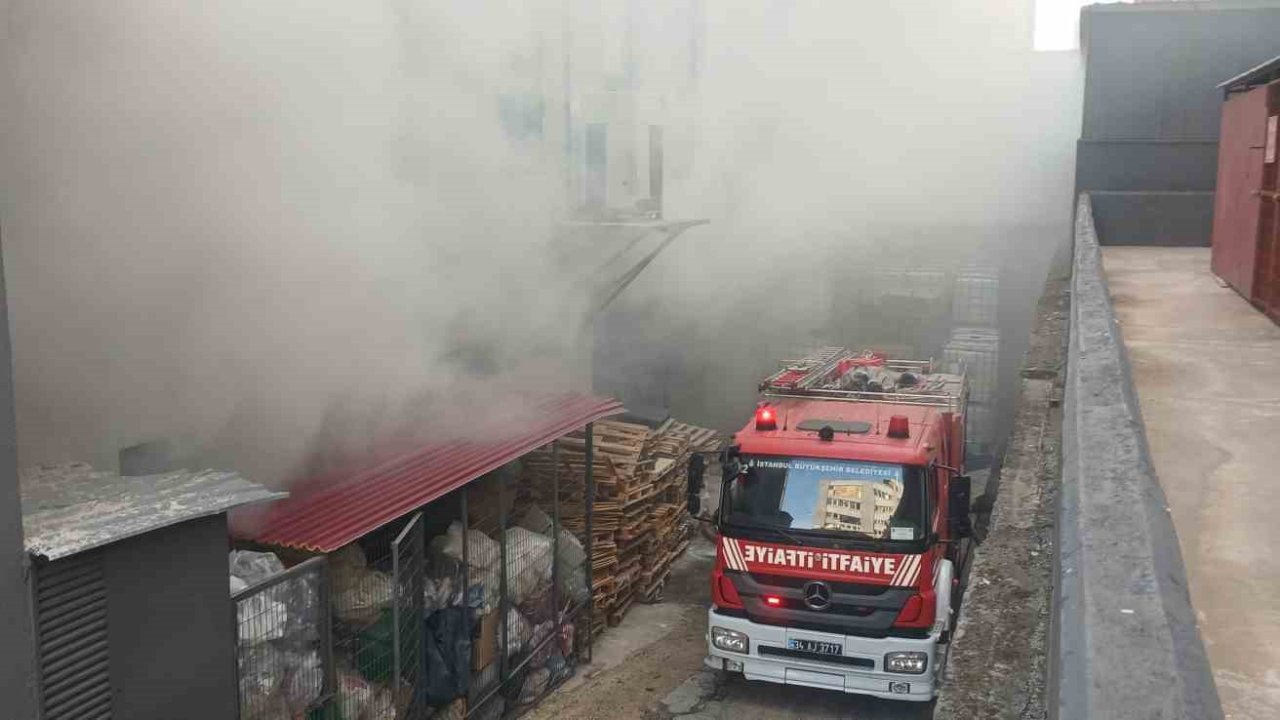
[697,348,973,702]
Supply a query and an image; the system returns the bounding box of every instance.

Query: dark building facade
[29,516,241,720]
[1078,0,1280,245]
[20,465,281,720]
[0,233,36,719]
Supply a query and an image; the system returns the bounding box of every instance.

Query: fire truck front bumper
[704,609,939,702]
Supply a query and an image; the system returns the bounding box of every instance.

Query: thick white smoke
[0,0,1083,481]
[1,1,589,484]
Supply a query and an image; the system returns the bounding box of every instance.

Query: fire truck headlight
[711,627,750,654]
[884,651,928,674]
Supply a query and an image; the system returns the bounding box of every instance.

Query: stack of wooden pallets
[637,420,721,602]
[520,418,721,631]
[521,420,647,634]
[589,422,648,628]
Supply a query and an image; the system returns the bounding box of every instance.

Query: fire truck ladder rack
[760,348,965,411]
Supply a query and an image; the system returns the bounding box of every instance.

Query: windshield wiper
[768,527,806,546]
[730,520,805,545]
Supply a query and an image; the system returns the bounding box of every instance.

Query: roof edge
[1083,0,1280,15]
[243,394,625,553]
[1218,54,1280,91]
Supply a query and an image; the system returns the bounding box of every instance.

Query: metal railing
[761,387,966,411]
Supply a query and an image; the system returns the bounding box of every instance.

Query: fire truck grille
[748,572,892,596]
[729,571,915,636]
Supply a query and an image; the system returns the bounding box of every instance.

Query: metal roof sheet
[21,464,285,561]
[237,392,624,552]
[1218,54,1280,92]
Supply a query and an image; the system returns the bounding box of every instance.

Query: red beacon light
[887,414,911,439]
[764,595,783,607]
[755,405,778,431]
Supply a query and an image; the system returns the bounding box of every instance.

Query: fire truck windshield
[723,456,927,543]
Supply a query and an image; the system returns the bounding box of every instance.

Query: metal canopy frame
[562,218,710,317]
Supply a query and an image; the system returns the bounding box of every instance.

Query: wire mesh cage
[234,556,332,720]
[460,435,593,719]
[235,429,604,720]
[393,515,427,719]
[326,513,426,720]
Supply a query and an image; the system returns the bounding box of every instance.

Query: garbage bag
[432,522,499,569]
[503,527,552,605]
[336,670,396,720]
[281,650,323,713]
[230,550,286,587]
[555,621,576,658]
[334,573,392,626]
[331,544,392,626]
[520,588,554,625]
[237,593,288,644]
[516,507,588,605]
[239,643,287,719]
[422,607,471,705]
[354,610,396,684]
[230,550,322,651]
[529,620,555,668]
[239,671,291,720]
[423,576,445,613]
[545,652,571,685]
[554,530,589,606]
[504,608,532,659]
[517,505,554,535]
[431,522,501,611]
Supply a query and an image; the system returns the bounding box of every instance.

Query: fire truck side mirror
[719,446,741,483]
[687,454,706,494]
[686,455,706,517]
[948,475,973,538]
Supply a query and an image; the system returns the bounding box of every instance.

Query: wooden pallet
[518,418,720,635]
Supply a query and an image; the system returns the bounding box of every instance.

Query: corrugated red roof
[235,393,624,552]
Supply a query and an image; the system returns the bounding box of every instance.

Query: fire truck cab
[700,348,973,702]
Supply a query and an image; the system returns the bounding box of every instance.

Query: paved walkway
[1103,247,1280,720]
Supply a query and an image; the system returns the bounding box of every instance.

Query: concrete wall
[0,226,36,718]
[1055,195,1221,719]
[1077,1,1280,246]
[934,242,1068,720]
[103,515,238,720]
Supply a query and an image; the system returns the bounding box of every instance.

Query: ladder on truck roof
[760,347,965,411]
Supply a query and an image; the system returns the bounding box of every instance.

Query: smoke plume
[1,0,1083,483]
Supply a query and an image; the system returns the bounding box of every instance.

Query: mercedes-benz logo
[802,581,832,611]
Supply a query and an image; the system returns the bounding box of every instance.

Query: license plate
[788,638,842,656]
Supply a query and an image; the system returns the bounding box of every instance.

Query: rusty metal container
[1212,57,1280,323]
[1257,81,1280,322]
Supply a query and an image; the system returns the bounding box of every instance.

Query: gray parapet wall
[1056,194,1221,720]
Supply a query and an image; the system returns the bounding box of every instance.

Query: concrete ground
[525,532,932,720]
[1103,247,1280,720]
